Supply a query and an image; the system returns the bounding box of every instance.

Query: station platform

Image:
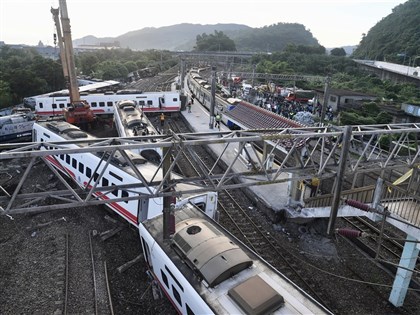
[180,92,292,214]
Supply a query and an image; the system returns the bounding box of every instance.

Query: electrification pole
[209,66,216,129]
[320,76,331,125]
[327,125,352,235]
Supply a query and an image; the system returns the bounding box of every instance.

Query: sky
[0,0,409,48]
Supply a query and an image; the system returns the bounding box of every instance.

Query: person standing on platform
[215,112,222,130]
[310,177,320,197]
[187,101,192,113]
[160,113,165,128]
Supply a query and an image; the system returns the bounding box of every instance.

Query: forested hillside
[74,22,320,52]
[234,23,319,52]
[352,0,420,62]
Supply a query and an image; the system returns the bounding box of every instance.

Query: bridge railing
[382,183,420,227]
[304,185,375,208]
[304,183,419,228]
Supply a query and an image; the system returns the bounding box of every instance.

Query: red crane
[51,0,96,127]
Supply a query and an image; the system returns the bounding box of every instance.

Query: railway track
[341,216,420,287]
[145,75,420,313]
[168,116,336,312]
[63,231,113,315]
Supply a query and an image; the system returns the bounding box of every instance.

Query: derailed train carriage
[113,100,162,164]
[34,91,181,117]
[32,121,331,315]
[32,120,217,225]
[140,204,332,314]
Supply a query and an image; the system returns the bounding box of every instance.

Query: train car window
[52,103,57,109]
[39,103,43,108]
[186,304,195,315]
[99,102,105,107]
[67,103,71,107]
[161,270,169,288]
[165,266,184,292]
[111,184,118,197]
[109,171,123,182]
[91,102,97,107]
[65,155,70,164]
[86,167,92,178]
[172,285,182,306]
[138,101,145,106]
[59,103,65,108]
[59,154,64,160]
[72,158,77,169]
[78,163,84,173]
[107,101,113,107]
[141,236,151,266]
[102,177,109,187]
[121,190,129,203]
[173,98,178,102]
[194,202,206,212]
[94,173,99,182]
[147,100,153,106]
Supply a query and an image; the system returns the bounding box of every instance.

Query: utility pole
[180,58,185,93]
[162,146,174,240]
[327,125,352,235]
[209,66,216,129]
[320,76,331,125]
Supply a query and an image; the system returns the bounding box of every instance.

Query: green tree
[330,48,346,56]
[124,61,138,73]
[30,55,65,91]
[194,31,236,51]
[0,80,13,108]
[78,53,99,76]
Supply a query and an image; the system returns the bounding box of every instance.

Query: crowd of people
[245,89,334,122]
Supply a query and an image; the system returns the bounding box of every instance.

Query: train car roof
[34,121,201,193]
[78,80,120,92]
[31,81,121,99]
[142,204,331,315]
[35,121,148,166]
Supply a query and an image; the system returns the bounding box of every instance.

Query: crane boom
[50,0,96,127]
[58,0,80,104]
[51,7,69,81]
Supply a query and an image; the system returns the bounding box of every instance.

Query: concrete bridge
[354,60,420,87]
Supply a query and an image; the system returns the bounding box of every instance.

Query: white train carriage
[32,121,217,225]
[140,204,332,315]
[113,100,162,163]
[34,91,181,117]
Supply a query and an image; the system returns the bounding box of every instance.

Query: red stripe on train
[45,156,137,224]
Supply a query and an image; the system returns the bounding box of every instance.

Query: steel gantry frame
[218,71,326,83]
[0,122,419,217]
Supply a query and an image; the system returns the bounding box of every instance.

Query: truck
[285,90,315,103]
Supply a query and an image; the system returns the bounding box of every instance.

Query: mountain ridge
[73,22,323,52]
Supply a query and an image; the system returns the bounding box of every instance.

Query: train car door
[138,198,149,222]
[158,96,164,110]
